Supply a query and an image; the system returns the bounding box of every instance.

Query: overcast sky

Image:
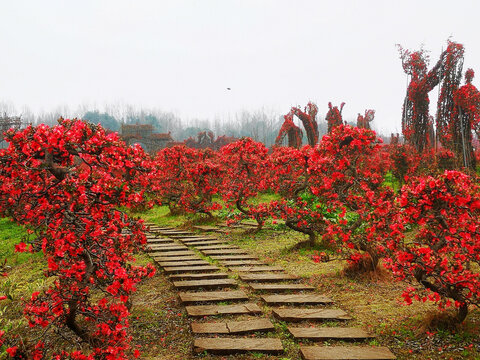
[1,0,479,133]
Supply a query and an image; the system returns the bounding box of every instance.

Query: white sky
[1,0,480,134]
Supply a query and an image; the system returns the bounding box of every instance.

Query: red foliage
[152,145,222,216]
[219,138,270,230]
[356,109,375,129]
[325,102,345,133]
[385,171,480,323]
[291,103,319,146]
[275,112,303,149]
[0,119,155,359]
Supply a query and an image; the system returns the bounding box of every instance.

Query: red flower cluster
[0,119,155,359]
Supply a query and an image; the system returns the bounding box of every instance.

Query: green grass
[0,218,37,266]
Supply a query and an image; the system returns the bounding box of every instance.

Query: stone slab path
[194,338,283,354]
[300,346,396,360]
[144,222,396,359]
[179,290,249,304]
[191,318,274,334]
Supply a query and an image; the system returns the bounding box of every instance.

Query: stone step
[202,249,249,255]
[150,250,196,257]
[173,278,237,290]
[147,245,187,252]
[177,237,218,242]
[261,294,333,305]
[239,273,299,282]
[183,240,227,246]
[288,327,374,340]
[169,272,229,281]
[228,266,284,272]
[164,266,220,274]
[158,231,193,235]
[179,290,248,304]
[191,319,274,334]
[157,260,210,267]
[220,260,265,266]
[146,239,175,244]
[171,234,216,239]
[194,338,283,354]
[153,256,201,262]
[195,245,238,250]
[300,346,396,360]
[186,303,262,317]
[193,225,222,232]
[250,283,315,292]
[273,308,351,321]
[210,255,258,260]
[193,338,283,354]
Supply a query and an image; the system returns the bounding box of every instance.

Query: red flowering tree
[451,68,480,169]
[219,138,269,231]
[385,171,480,324]
[0,119,155,359]
[399,41,464,153]
[356,109,375,129]
[309,125,391,268]
[275,112,303,149]
[325,102,345,133]
[152,146,222,217]
[267,146,326,247]
[291,102,319,146]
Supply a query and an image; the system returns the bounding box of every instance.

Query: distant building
[121,124,174,154]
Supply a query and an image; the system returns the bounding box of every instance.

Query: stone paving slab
[195,245,238,250]
[228,266,284,272]
[157,260,210,267]
[191,318,274,334]
[202,249,248,255]
[176,237,218,242]
[239,273,299,282]
[146,239,176,244]
[300,346,396,359]
[179,290,248,304]
[153,256,201,262]
[168,272,229,280]
[288,327,374,340]
[183,240,227,246]
[210,255,258,260]
[186,303,262,317]
[164,266,220,274]
[273,308,351,321]
[147,245,187,252]
[261,294,333,305]
[250,283,315,292]
[194,338,283,354]
[150,250,196,257]
[173,278,237,289]
[193,225,223,231]
[220,260,265,266]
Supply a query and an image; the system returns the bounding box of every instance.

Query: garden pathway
[145,222,396,359]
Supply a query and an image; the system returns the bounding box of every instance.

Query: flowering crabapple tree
[356,109,375,130]
[275,112,303,149]
[309,125,391,269]
[385,171,480,324]
[152,146,222,217]
[267,146,328,247]
[325,102,345,133]
[0,119,155,359]
[291,102,319,146]
[219,138,269,231]
[452,68,480,169]
[399,41,464,154]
